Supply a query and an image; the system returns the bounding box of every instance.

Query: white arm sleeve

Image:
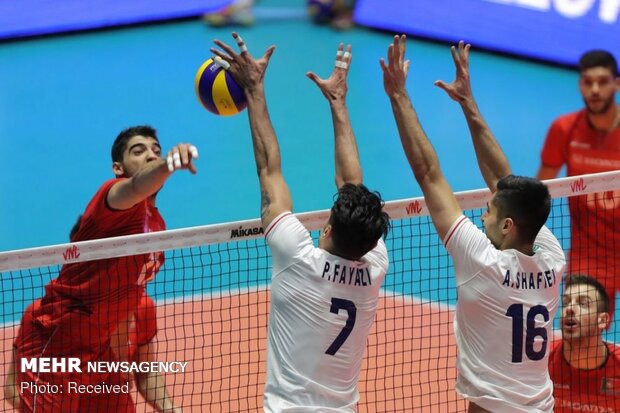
[444,216,498,286]
[265,212,314,276]
[533,225,566,263]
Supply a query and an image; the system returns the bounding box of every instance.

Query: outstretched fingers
[232,32,248,54]
[398,34,406,65]
[306,71,323,86]
[458,41,471,62]
[166,144,199,174]
[379,57,388,73]
[334,43,352,72]
[391,35,405,68]
[261,45,276,65]
[433,79,450,93]
[213,39,239,61]
[451,41,471,73]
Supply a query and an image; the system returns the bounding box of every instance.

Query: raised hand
[165,143,199,174]
[210,32,275,92]
[434,41,473,103]
[306,43,352,103]
[380,34,410,98]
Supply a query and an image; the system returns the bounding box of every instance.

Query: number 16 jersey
[264,212,389,412]
[445,216,566,413]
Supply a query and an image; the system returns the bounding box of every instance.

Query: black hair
[565,274,610,314]
[111,125,158,163]
[329,183,391,260]
[493,175,551,244]
[578,50,618,77]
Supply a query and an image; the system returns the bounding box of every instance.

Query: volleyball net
[1,171,619,412]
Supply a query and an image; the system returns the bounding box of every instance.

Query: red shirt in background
[549,340,620,412]
[541,110,620,298]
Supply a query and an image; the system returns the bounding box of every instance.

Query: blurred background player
[383,35,565,412]
[203,0,255,27]
[536,50,620,316]
[204,0,357,30]
[210,33,390,410]
[307,0,357,30]
[11,126,197,412]
[549,274,620,412]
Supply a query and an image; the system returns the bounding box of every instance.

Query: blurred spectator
[203,1,358,30]
[307,0,356,30]
[537,50,620,317]
[204,0,255,27]
[549,274,620,412]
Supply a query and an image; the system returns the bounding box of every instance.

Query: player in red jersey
[6,291,181,412]
[549,274,620,412]
[537,50,620,316]
[9,125,197,412]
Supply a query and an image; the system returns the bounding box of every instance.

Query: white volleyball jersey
[263,212,389,413]
[444,216,566,413]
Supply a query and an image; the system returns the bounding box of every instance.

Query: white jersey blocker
[445,216,566,413]
[263,212,389,413]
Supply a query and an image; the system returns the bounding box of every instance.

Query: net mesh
[1,171,619,412]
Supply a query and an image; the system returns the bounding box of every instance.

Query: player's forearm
[459,97,511,192]
[330,101,362,188]
[124,160,171,202]
[245,86,282,177]
[390,93,441,185]
[137,372,177,413]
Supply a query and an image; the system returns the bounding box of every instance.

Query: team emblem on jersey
[601,378,620,395]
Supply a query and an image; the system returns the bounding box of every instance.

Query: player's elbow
[256,161,282,179]
[413,163,441,186]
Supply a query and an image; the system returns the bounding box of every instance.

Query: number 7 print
[326,297,357,356]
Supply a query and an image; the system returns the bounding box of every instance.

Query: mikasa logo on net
[484,0,619,23]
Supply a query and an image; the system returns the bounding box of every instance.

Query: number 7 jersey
[263,212,389,412]
[445,216,566,413]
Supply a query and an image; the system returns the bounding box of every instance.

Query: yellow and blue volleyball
[194,58,247,116]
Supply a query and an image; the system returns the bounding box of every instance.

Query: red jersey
[15,178,165,358]
[127,294,158,362]
[540,110,620,288]
[549,340,620,412]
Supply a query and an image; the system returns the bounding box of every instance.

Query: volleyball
[194,58,247,116]
[307,0,336,24]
